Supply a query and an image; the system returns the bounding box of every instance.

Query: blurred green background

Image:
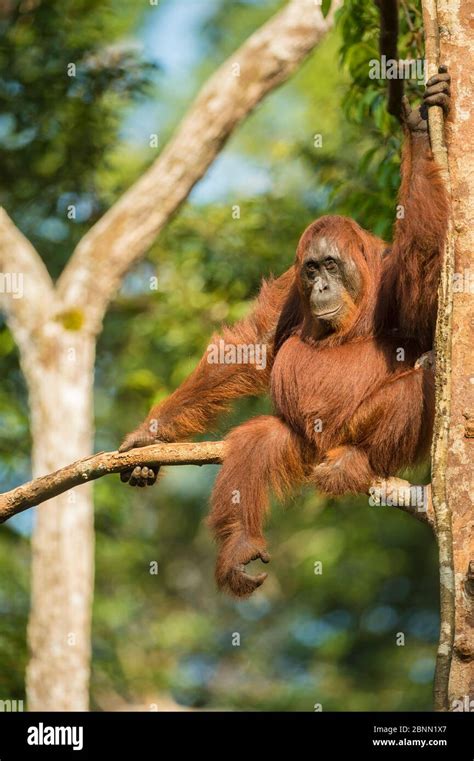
[0,0,438,710]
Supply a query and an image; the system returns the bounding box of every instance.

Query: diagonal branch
[0,208,55,347]
[56,0,341,335]
[0,441,434,530]
[0,443,224,522]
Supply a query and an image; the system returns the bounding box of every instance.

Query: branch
[369,477,435,531]
[0,442,225,523]
[422,0,449,173]
[56,0,341,335]
[0,208,54,347]
[0,442,434,530]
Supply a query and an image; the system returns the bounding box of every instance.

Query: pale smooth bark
[22,332,95,711]
[57,0,341,336]
[0,0,339,710]
[0,210,54,351]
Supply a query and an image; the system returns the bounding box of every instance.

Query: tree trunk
[436,0,474,707]
[21,327,96,711]
[0,0,339,710]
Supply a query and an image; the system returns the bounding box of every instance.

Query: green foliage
[333,0,425,236]
[0,0,439,712]
[0,0,156,277]
[338,0,424,129]
[0,526,30,701]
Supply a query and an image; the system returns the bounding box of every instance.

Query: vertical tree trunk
[422,0,456,711]
[436,0,474,707]
[0,0,338,711]
[21,328,96,711]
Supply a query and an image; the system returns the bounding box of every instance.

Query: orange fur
[130,129,447,597]
[208,416,309,596]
